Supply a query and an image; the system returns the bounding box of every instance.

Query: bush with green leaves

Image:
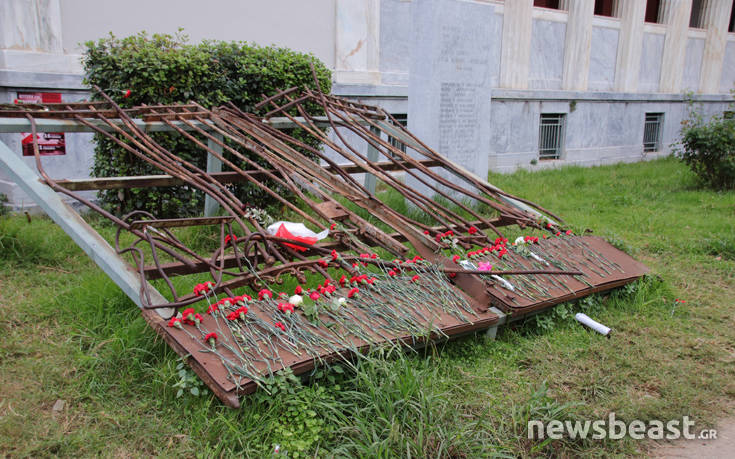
[83,31,331,217]
[675,109,735,190]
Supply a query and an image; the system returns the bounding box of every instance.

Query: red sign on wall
[17,92,66,157]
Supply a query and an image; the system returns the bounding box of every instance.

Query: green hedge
[676,111,735,190]
[83,31,331,217]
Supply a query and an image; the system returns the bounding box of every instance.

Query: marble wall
[638,32,665,93]
[719,40,735,93]
[588,26,619,92]
[683,38,706,91]
[529,19,566,90]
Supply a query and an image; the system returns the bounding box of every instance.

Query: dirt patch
[650,417,735,458]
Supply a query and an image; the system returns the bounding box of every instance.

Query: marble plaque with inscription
[408,0,496,197]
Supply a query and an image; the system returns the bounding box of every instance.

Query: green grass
[1,157,734,457]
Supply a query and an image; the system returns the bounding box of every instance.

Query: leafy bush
[0,193,8,216]
[83,31,331,217]
[675,110,735,190]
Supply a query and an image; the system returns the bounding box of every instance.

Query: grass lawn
[1,156,733,457]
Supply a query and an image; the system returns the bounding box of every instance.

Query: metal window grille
[538,114,565,160]
[387,114,408,155]
[643,113,664,153]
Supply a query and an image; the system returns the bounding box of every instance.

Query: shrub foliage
[83,31,331,217]
[676,109,735,190]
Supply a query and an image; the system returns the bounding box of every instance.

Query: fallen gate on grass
[0,86,647,407]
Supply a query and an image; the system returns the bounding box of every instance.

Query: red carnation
[449,272,457,278]
[123,89,131,98]
[205,332,217,346]
[168,317,183,329]
[556,232,562,236]
[224,234,237,244]
[468,226,478,235]
[258,289,273,300]
[294,285,303,295]
[207,302,219,314]
[235,294,251,304]
[182,308,198,325]
[317,259,328,268]
[347,287,359,298]
[566,230,573,235]
[331,249,339,261]
[278,302,295,314]
[309,291,320,301]
[388,269,397,277]
[423,230,429,235]
[330,223,336,231]
[452,255,460,263]
[274,321,286,332]
[339,275,347,286]
[411,275,419,282]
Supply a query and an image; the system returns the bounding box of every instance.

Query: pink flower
[478,262,493,271]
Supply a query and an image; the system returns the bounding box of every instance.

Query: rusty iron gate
[0,85,647,407]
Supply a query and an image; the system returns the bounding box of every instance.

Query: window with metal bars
[387,114,408,155]
[538,113,565,160]
[643,113,664,153]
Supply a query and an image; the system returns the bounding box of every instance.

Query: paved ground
[650,417,735,458]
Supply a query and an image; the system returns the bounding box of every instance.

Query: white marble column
[562,0,594,91]
[0,0,79,74]
[334,0,381,85]
[613,0,647,92]
[699,0,733,93]
[499,0,533,89]
[659,0,693,93]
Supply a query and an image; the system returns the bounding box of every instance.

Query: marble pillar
[658,0,693,93]
[499,0,533,89]
[614,0,647,92]
[408,0,494,193]
[334,0,381,85]
[699,0,733,93]
[562,0,595,91]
